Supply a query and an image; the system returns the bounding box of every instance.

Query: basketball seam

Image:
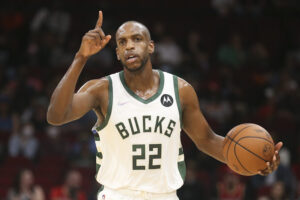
[226,125,252,161]
[238,136,273,145]
[228,135,269,162]
[236,136,272,162]
[233,140,253,175]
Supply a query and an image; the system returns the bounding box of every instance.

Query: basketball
[223,123,275,176]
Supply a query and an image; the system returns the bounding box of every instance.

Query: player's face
[116,23,154,72]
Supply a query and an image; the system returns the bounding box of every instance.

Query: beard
[122,55,149,72]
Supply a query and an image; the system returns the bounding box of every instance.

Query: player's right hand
[77,11,111,58]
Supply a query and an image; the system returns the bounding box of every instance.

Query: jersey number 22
[132,144,161,170]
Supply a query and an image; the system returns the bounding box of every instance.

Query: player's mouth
[125,53,139,64]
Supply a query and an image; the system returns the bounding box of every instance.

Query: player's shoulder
[78,71,122,94]
[168,72,193,92]
[77,77,109,94]
[169,73,198,108]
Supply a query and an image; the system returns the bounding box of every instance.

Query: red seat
[0,175,13,186]
[3,156,34,170]
[39,155,66,166]
[73,167,95,194]
[257,186,271,197]
[0,187,9,199]
[292,164,300,180]
[0,166,19,177]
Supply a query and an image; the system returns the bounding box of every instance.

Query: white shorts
[97,186,179,200]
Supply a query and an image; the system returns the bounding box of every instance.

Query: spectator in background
[212,0,235,16]
[214,167,246,200]
[186,31,210,72]
[250,147,297,199]
[8,122,39,160]
[43,126,64,155]
[177,160,207,199]
[258,181,288,200]
[217,33,246,68]
[234,0,267,16]
[0,95,13,132]
[50,169,87,200]
[152,22,165,42]
[270,181,288,200]
[69,132,94,168]
[155,36,183,71]
[7,168,45,200]
[30,2,70,37]
[247,42,270,69]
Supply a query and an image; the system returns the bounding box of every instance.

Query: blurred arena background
[0,0,300,199]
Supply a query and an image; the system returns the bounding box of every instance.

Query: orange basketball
[222,123,275,176]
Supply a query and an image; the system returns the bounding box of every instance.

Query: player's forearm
[47,53,88,125]
[197,133,226,164]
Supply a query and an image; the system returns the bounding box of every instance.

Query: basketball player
[47,11,283,200]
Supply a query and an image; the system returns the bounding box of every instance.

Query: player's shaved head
[116,21,151,41]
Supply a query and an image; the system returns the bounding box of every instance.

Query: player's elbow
[46,108,65,126]
[194,132,216,152]
[47,114,63,126]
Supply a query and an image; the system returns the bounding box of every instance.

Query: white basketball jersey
[92,70,185,193]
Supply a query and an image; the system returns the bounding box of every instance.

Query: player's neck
[123,61,157,93]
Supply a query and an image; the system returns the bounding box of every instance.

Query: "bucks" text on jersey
[115,115,176,139]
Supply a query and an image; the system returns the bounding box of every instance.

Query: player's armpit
[177,78,226,163]
[65,78,109,123]
[51,78,108,125]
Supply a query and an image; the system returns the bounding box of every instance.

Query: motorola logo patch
[161,94,173,107]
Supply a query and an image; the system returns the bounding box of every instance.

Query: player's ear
[148,40,154,54]
[116,48,120,60]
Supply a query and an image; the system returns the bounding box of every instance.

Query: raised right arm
[47,11,111,125]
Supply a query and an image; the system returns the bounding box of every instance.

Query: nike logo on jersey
[118,101,129,106]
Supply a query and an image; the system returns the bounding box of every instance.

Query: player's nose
[125,39,135,50]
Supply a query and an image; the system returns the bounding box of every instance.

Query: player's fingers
[258,171,262,175]
[95,11,103,28]
[86,33,101,46]
[83,35,96,41]
[89,29,106,41]
[267,162,273,171]
[86,33,99,40]
[100,35,111,46]
[258,170,267,176]
[92,28,106,40]
[87,32,100,38]
[273,154,277,162]
[275,141,283,151]
[103,35,111,43]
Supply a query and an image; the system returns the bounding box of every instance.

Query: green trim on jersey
[173,76,183,128]
[95,76,113,131]
[95,163,101,181]
[94,134,100,141]
[119,70,165,104]
[96,163,101,172]
[97,185,104,197]
[178,161,186,181]
[96,152,103,159]
[179,147,184,155]
[178,147,186,181]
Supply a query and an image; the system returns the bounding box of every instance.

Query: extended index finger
[95,11,103,28]
[275,141,283,151]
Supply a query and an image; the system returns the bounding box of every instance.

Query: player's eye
[119,40,126,46]
[134,37,142,42]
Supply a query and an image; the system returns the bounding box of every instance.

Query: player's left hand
[258,141,283,176]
